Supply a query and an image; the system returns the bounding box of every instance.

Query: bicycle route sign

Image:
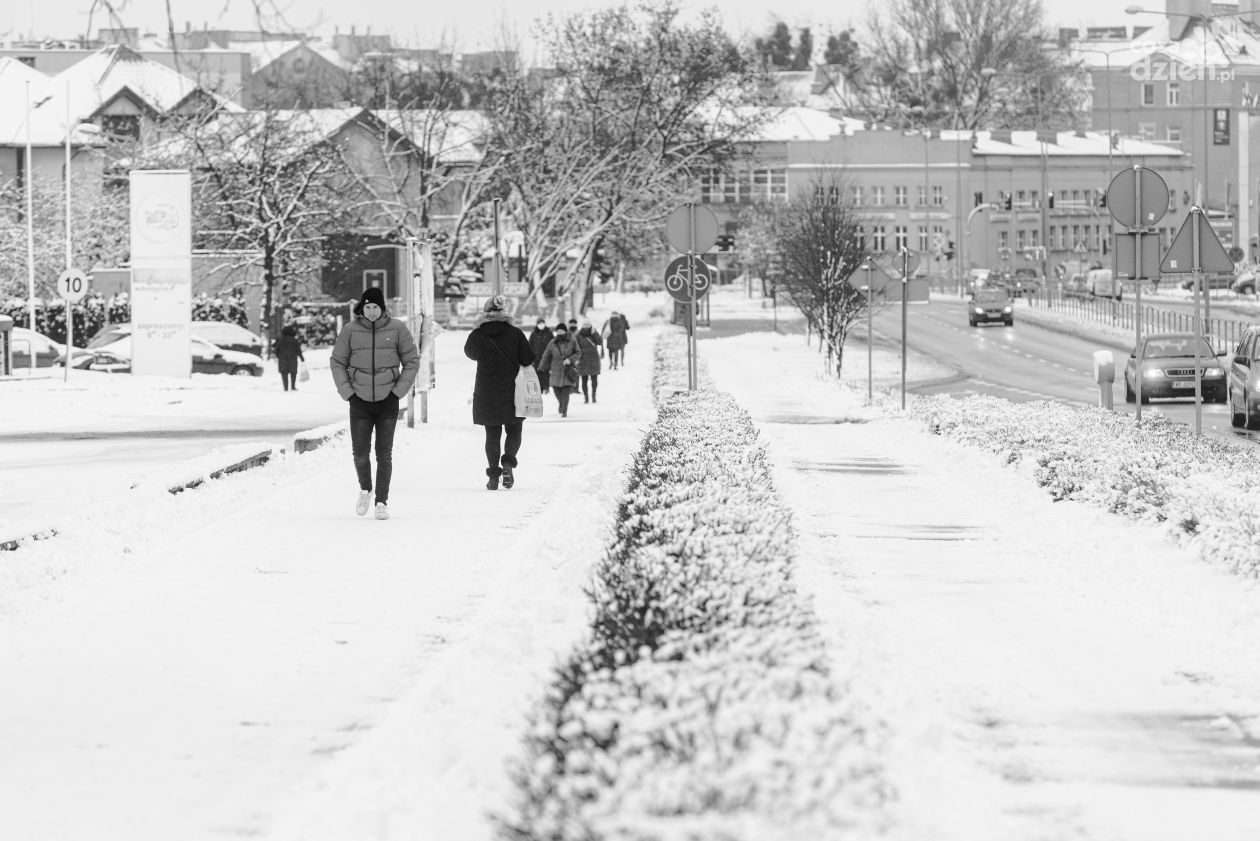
[663,255,715,303]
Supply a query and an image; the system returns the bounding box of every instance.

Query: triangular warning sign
[1160,211,1235,274]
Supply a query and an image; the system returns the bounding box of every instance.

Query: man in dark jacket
[463,295,534,490]
[527,318,554,394]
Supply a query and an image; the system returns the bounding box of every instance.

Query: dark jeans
[281,371,296,390]
[554,386,573,416]
[609,349,623,368]
[581,374,598,401]
[484,422,523,469]
[349,393,399,503]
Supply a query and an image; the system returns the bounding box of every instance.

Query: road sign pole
[867,264,873,404]
[900,248,908,411]
[688,203,696,391]
[1134,166,1144,420]
[1192,208,1203,435]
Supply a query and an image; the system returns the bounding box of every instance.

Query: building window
[1016,230,1026,249]
[856,226,866,249]
[1016,190,1027,205]
[1142,83,1155,106]
[751,168,787,202]
[1167,124,1182,143]
[918,225,929,251]
[101,114,140,141]
[894,225,908,251]
[932,185,945,207]
[1167,82,1180,107]
[894,186,908,207]
[872,226,886,251]
[852,185,863,205]
[999,230,1009,249]
[1071,189,1081,203]
[871,186,885,206]
[1071,224,1081,248]
[917,185,927,206]
[1138,122,1156,141]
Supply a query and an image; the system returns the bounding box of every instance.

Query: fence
[1029,291,1251,350]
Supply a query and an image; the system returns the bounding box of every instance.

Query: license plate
[1172,381,1196,389]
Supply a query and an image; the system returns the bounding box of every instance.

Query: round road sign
[57,268,89,303]
[663,255,715,302]
[1105,165,1169,228]
[665,204,718,254]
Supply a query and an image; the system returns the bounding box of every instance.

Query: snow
[3,286,1260,838]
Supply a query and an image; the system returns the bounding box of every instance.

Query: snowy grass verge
[913,395,1260,577]
[498,327,890,840]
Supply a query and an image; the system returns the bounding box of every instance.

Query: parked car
[1228,324,1260,429]
[7,327,92,369]
[1123,332,1227,403]
[87,321,264,358]
[89,335,264,376]
[968,287,1014,327]
[1064,272,1092,298]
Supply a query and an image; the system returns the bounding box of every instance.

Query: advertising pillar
[129,170,193,377]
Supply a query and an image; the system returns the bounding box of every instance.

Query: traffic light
[1002,192,1013,211]
[1097,188,1107,209]
[1047,191,1055,209]
[945,240,955,260]
[973,191,984,207]
[716,233,735,251]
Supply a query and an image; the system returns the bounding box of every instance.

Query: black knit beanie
[355,287,387,316]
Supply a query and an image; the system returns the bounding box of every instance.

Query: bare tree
[483,0,771,314]
[843,0,1084,130]
[763,177,870,379]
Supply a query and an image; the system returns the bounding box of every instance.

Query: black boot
[485,467,502,490]
[500,456,516,489]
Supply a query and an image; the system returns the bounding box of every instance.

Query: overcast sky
[12,0,1146,52]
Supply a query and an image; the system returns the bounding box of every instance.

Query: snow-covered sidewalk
[702,302,1260,841]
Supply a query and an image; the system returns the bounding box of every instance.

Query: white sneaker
[374,502,390,520]
[356,490,371,516]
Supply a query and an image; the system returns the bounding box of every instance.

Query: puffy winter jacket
[330,311,420,402]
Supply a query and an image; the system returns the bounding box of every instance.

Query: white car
[90,336,264,376]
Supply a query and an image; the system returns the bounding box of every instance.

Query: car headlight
[973,307,984,314]
[1204,367,1224,378]
[1143,368,1165,379]
[1002,306,1012,313]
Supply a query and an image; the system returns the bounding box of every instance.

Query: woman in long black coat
[463,295,534,490]
[275,324,305,391]
[527,318,554,393]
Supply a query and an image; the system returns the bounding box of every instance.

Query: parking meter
[0,314,12,376]
[1092,350,1115,410]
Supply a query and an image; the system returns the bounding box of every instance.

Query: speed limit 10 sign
[57,268,89,303]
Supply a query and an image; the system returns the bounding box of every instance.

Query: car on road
[968,287,1014,327]
[89,335,264,376]
[1009,267,1042,298]
[1227,325,1260,429]
[87,321,264,358]
[1124,332,1227,403]
[1179,274,1235,292]
[1087,268,1122,300]
[8,327,92,369]
[1230,268,1256,295]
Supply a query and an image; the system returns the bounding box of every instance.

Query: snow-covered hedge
[499,328,889,840]
[913,395,1260,577]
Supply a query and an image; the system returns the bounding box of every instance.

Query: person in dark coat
[602,311,629,370]
[538,322,582,418]
[463,295,534,490]
[275,324,305,391]
[574,320,603,403]
[527,318,554,394]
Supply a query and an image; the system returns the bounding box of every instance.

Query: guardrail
[1030,290,1249,349]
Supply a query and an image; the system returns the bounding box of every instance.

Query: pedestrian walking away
[275,324,305,391]
[602,310,629,370]
[330,286,420,520]
[464,295,535,491]
[527,317,554,394]
[575,320,603,403]
[539,322,582,418]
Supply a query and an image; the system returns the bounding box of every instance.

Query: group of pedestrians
[327,287,633,513]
